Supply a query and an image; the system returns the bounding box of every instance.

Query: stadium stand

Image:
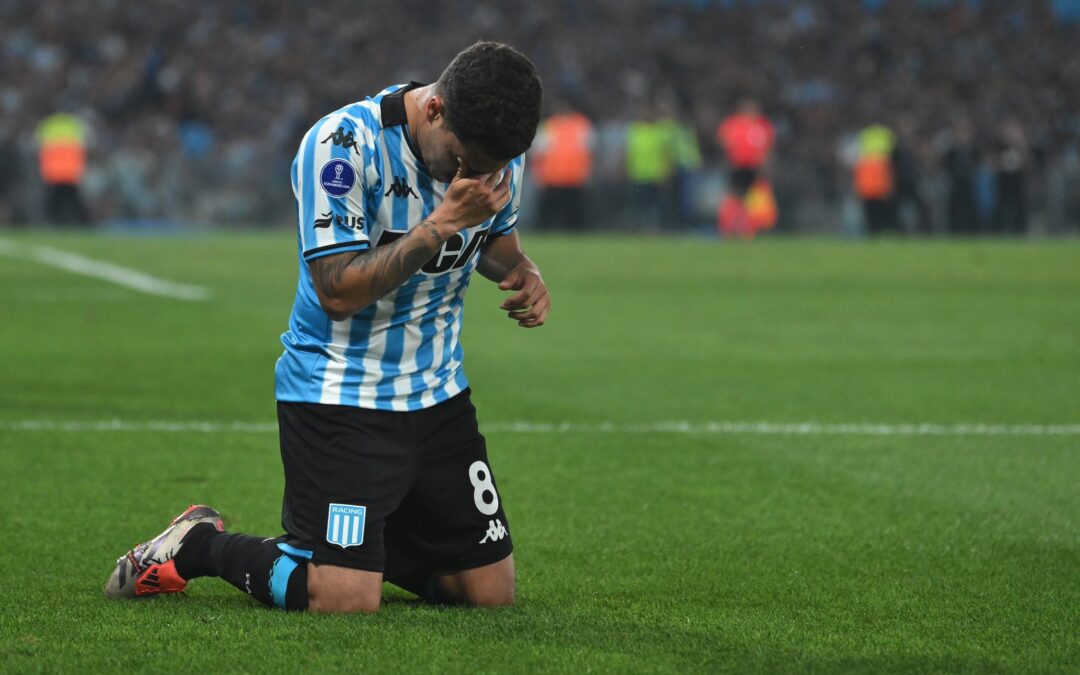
[1,0,1078,233]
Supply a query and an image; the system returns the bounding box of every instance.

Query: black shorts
[276,389,512,578]
[729,167,759,196]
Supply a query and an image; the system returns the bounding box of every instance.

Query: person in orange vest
[529,100,593,230]
[36,112,91,226]
[853,124,897,234]
[716,98,776,238]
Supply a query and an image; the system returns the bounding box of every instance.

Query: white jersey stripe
[395,142,428,402]
[318,320,351,405]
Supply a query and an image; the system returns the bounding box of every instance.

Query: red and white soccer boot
[104,504,224,599]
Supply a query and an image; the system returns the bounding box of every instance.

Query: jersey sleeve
[291,114,376,261]
[489,155,525,237]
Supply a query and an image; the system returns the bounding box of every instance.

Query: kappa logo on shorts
[326,503,366,548]
[478,518,508,544]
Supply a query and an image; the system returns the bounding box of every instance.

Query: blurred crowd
[1,0,1079,234]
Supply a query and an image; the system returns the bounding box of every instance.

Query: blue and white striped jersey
[275,83,523,411]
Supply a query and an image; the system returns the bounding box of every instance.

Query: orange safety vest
[37,113,88,185]
[853,156,893,200]
[532,113,592,188]
[40,142,86,185]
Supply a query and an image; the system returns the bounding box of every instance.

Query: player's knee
[306,564,382,614]
[458,561,516,607]
[309,591,380,614]
[465,583,515,608]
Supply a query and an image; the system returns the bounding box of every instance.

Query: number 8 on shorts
[469,461,499,516]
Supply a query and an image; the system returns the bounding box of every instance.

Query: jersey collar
[380,81,428,168]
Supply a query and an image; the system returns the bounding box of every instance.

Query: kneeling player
[104,42,549,613]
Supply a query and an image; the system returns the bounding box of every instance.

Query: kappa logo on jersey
[320,127,361,155]
[320,159,357,197]
[384,175,419,199]
[313,211,363,230]
[478,519,508,544]
[326,503,366,548]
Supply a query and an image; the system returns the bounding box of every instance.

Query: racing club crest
[326,503,366,548]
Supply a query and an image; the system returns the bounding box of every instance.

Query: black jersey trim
[379,82,424,127]
[380,81,428,165]
[489,209,519,237]
[303,240,371,261]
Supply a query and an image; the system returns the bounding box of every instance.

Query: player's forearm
[310,219,449,320]
[477,233,532,283]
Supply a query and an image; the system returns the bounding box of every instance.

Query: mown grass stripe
[1,419,1077,436]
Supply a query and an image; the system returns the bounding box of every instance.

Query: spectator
[891,118,931,234]
[658,102,703,229]
[941,119,981,234]
[992,119,1032,234]
[0,122,22,225]
[1,1,1078,231]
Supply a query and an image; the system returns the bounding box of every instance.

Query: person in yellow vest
[530,101,594,231]
[660,110,702,230]
[626,104,676,229]
[36,112,91,226]
[853,124,897,234]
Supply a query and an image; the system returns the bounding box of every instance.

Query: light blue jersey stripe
[432,284,468,406]
[404,167,442,407]
[336,94,388,407]
[327,117,358,244]
[299,122,319,253]
[303,117,337,396]
[372,127,416,406]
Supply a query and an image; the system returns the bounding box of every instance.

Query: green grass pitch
[0,232,1077,673]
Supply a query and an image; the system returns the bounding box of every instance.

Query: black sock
[174,523,309,611]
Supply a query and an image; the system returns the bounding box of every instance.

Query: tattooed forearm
[313,253,355,295]
[310,220,447,315]
[418,218,445,245]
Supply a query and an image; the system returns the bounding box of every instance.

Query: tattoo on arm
[419,219,444,245]
[311,219,446,307]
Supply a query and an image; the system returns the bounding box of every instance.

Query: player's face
[423,123,508,183]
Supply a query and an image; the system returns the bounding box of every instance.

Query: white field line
[0,419,1078,436]
[0,239,210,301]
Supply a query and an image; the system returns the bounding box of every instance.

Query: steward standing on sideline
[106,42,549,614]
[36,111,90,226]
[531,99,594,231]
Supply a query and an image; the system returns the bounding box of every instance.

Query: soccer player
[104,42,548,613]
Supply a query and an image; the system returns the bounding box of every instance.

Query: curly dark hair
[435,41,543,161]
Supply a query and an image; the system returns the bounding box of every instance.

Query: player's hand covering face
[436,160,512,231]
